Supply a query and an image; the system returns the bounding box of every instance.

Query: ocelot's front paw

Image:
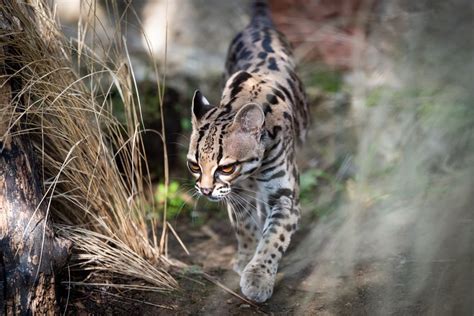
[240,263,275,303]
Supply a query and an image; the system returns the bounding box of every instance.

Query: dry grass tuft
[0,1,176,291]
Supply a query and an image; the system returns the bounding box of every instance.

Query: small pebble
[239,304,251,309]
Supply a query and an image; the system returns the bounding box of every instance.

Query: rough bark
[0,15,71,316]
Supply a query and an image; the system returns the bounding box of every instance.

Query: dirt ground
[64,208,473,315]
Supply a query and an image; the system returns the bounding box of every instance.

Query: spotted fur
[186,0,309,303]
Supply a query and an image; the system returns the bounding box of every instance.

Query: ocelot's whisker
[191,195,202,225]
[225,196,244,229]
[234,188,272,209]
[229,193,262,232]
[227,195,250,227]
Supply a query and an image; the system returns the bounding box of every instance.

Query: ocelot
[186,0,309,302]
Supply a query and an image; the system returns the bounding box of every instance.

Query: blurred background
[53,0,473,314]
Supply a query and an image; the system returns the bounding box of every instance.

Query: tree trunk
[0,14,71,316]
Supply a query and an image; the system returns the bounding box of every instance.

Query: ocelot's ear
[233,103,265,135]
[192,90,214,123]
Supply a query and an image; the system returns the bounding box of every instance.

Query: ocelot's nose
[200,187,213,196]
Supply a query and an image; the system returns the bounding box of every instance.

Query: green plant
[300,168,324,211]
[155,181,192,220]
[300,168,345,218]
[309,69,343,93]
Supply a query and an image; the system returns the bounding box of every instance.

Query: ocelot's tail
[251,0,273,25]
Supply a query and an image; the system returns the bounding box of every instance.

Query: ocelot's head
[187,90,265,201]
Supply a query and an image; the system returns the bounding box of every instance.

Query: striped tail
[251,0,273,25]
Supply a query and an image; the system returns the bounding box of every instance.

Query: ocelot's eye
[218,164,237,175]
[187,161,201,173]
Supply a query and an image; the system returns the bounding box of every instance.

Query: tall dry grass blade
[167,222,190,256]
[158,0,171,257]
